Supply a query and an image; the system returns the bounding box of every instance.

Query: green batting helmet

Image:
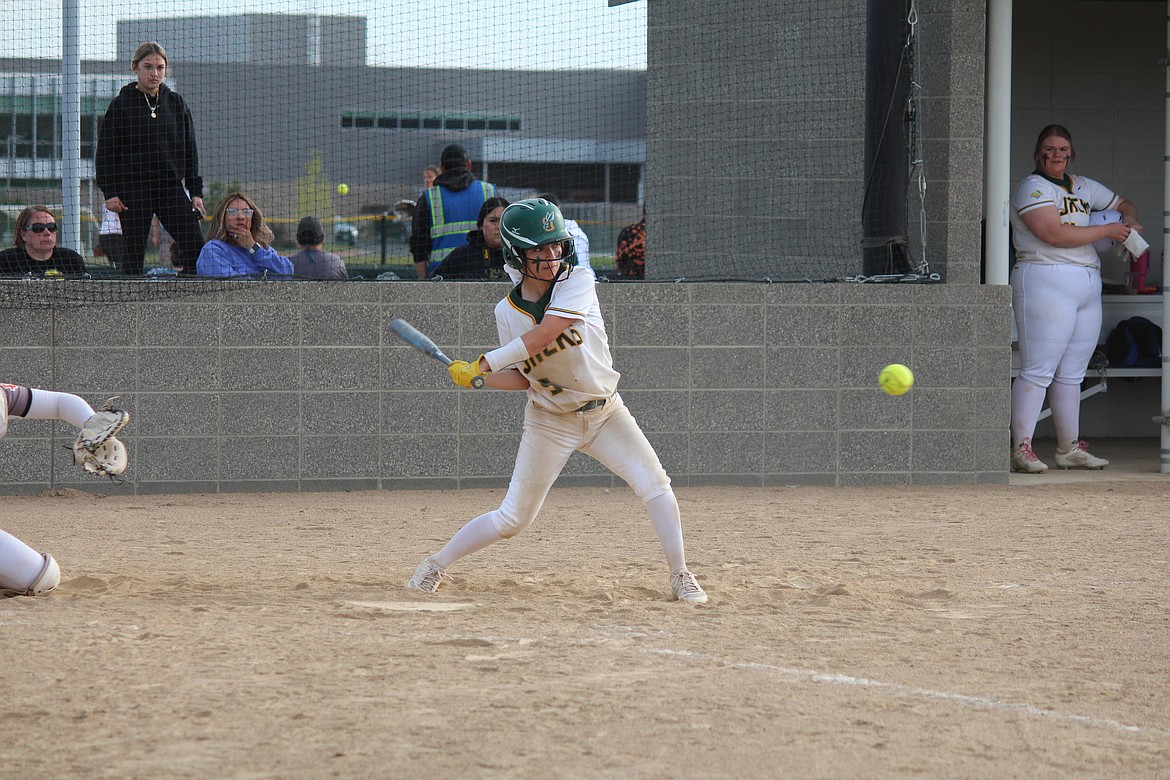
[499,198,578,271]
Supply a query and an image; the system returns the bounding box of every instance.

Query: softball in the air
[879,363,914,396]
[336,183,349,195]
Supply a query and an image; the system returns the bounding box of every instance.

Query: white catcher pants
[492,392,672,538]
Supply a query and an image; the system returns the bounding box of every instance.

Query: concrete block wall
[0,280,1011,495]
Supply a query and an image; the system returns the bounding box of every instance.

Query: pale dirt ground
[2,444,1168,779]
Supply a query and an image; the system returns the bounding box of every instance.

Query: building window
[0,91,112,161]
[339,110,520,133]
[36,114,56,158]
[13,114,33,158]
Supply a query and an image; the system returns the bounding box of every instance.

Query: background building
[117,15,367,66]
[0,15,645,254]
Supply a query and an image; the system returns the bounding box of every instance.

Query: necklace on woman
[143,90,160,119]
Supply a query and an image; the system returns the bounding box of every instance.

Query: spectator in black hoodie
[430,197,510,280]
[410,144,498,280]
[96,41,205,276]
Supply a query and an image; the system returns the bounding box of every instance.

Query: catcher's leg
[0,530,60,597]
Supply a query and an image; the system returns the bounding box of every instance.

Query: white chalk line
[645,647,1168,738]
[412,627,1166,739]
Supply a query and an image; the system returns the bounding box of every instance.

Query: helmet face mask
[500,198,578,277]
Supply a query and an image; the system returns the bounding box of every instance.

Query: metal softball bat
[389,318,484,388]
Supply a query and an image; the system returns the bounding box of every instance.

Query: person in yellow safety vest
[410,144,497,280]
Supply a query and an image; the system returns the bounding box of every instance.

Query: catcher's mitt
[77,397,129,450]
[73,397,130,479]
[74,436,128,478]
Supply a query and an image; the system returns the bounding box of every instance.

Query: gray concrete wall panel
[0,279,1010,494]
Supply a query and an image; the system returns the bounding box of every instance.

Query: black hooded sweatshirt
[96,82,203,201]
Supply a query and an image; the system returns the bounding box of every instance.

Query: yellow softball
[879,363,914,396]
[336,183,349,195]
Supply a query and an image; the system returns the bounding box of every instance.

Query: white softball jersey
[1010,173,1119,267]
[493,267,620,414]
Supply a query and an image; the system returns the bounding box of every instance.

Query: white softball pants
[1010,262,1102,447]
[493,393,672,538]
[429,394,689,572]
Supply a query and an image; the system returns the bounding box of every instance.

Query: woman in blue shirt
[196,192,293,278]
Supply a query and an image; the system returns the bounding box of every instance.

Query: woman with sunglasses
[195,192,293,278]
[95,41,206,276]
[0,206,86,277]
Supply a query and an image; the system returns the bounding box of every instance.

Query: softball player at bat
[1008,124,1141,473]
[1,384,129,597]
[407,198,707,604]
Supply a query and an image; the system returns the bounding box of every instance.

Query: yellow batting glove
[447,357,487,389]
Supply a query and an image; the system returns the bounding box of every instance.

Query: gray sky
[5,0,646,70]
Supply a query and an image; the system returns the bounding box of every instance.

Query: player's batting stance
[0,384,128,597]
[407,199,707,604]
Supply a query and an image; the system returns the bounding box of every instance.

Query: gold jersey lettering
[555,328,584,350]
[1060,196,1090,218]
[520,328,584,374]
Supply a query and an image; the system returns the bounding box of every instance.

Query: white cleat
[406,557,448,593]
[670,568,708,604]
[1054,440,1109,470]
[1011,441,1048,474]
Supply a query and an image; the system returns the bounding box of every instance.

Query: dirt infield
[2,481,1167,778]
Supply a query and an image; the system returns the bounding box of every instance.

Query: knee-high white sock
[646,491,688,573]
[0,529,45,591]
[432,512,504,570]
[1011,376,1048,448]
[1048,381,1082,451]
[24,390,94,429]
